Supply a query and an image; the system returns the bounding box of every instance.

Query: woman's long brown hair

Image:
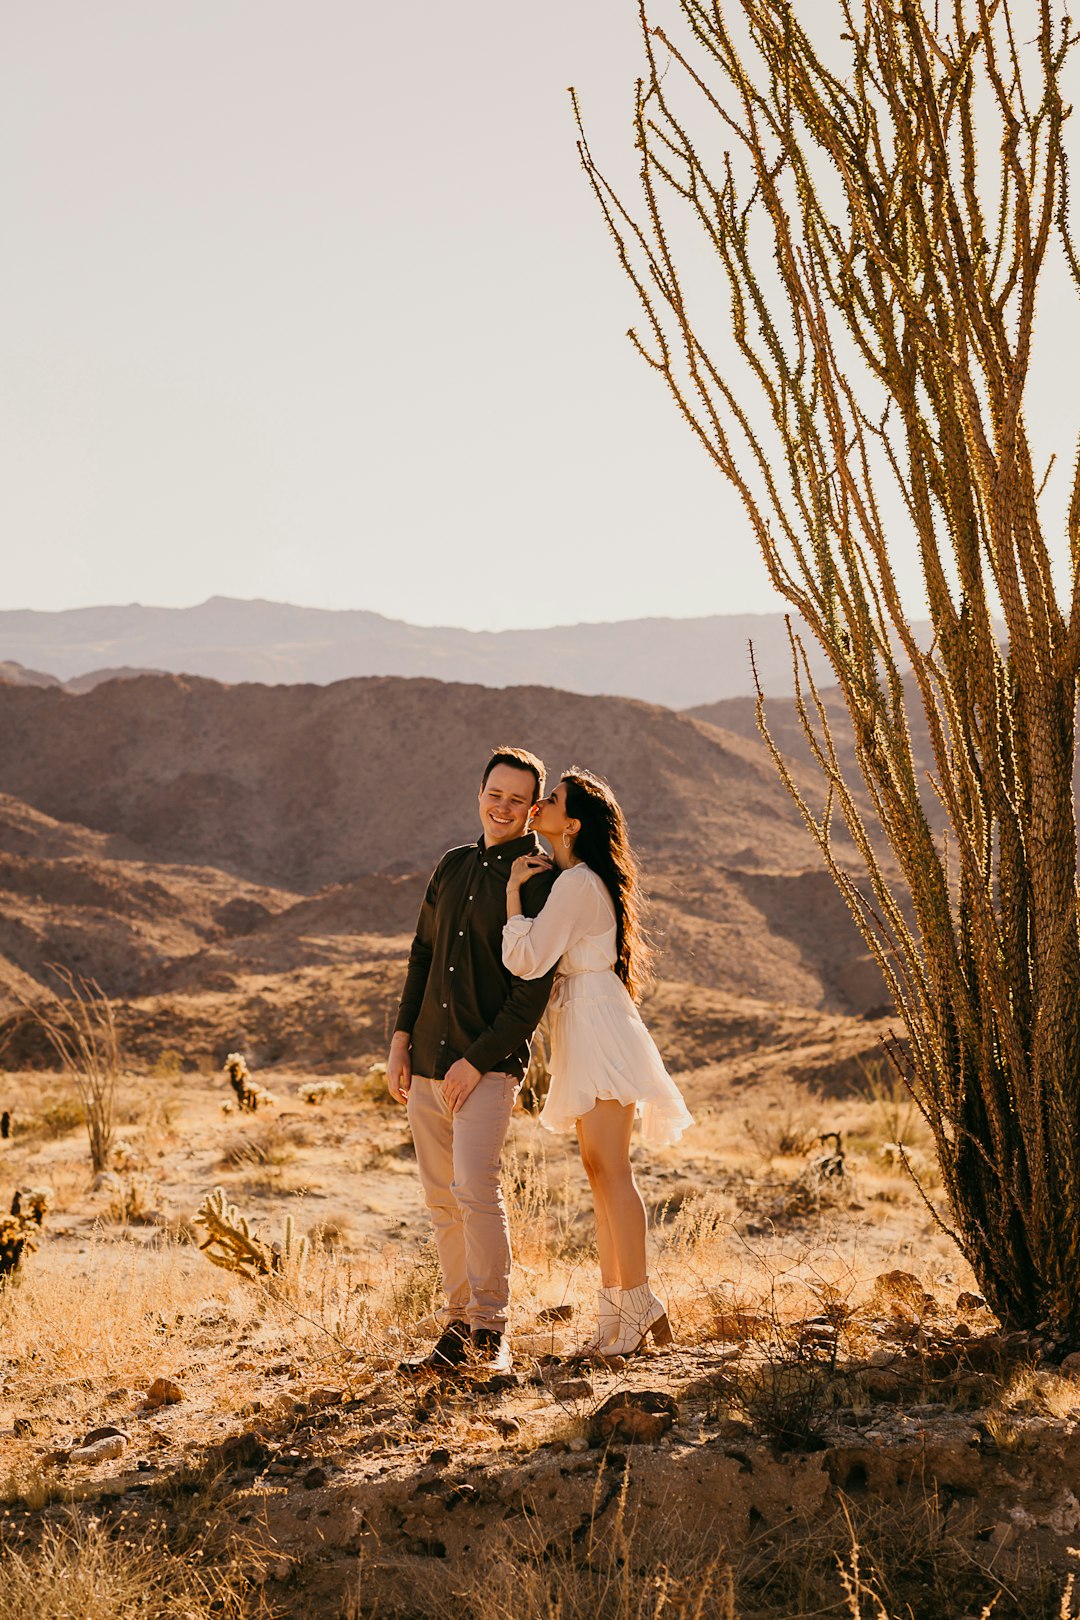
[561,768,653,1002]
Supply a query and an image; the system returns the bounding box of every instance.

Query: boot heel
[650,1312,673,1346]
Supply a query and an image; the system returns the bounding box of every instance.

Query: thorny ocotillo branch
[575,0,1080,1337]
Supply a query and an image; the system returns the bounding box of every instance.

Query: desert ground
[1,672,1079,1618]
[3,1015,1080,1619]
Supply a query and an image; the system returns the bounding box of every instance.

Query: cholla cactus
[301,1080,345,1105]
[12,1188,49,1226]
[0,1187,50,1279]
[223,1052,274,1112]
[193,1187,307,1282]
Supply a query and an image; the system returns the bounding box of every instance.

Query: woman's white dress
[502,863,693,1148]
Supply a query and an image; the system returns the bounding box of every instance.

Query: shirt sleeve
[501,867,597,980]
[462,869,557,1076]
[393,861,440,1036]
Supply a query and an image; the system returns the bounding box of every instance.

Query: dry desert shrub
[660,1186,867,1348]
[0,1234,259,1435]
[20,968,119,1174]
[354,1061,395,1105]
[307,1210,356,1252]
[851,1057,923,1154]
[424,1472,736,1620]
[33,1095,85,1140]
[382,1237,444,1331]
[218,1117,298,1170]
[103,1176,161,1227]
[736,1491,1071,1620]
[503,1138,580,1277]
[147,1046,185,1080]
[742,1083,820,1163]
[0,1515,257,1620]
[260,1229,444,1367]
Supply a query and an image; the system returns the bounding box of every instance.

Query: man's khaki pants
[407,1072,520,1333]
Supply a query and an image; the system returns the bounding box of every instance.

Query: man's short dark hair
[481,746,546,802]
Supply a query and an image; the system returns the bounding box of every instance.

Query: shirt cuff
[464,1036,504,1075]
[503,915,533,935]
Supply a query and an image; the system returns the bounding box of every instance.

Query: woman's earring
[562,829,573,851]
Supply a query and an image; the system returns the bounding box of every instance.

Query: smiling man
[387,746,557,1376]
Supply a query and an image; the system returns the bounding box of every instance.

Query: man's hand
[442,1057,483,1114]
[387,1032,412,1104]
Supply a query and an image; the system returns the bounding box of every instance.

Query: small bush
[36,1098,85,1138]
[743,1088,820,1160]
[148,1047,185,1080]
[854,1056,924,1149]
[355,1062,396,1104]
[23,968,119,1173]
[386,1237,443,1325]
[104,1177,161,1226]
[218,1119,296,1169]
[0,1515,251,1619]
[725,1353,836,1451]
[431,1474,736,1620]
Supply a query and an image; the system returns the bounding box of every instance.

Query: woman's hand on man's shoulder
[508,853,553,889]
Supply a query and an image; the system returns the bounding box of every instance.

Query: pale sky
[2,4,1077,631]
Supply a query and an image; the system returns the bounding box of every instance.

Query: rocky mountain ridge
[0,672,890,1019]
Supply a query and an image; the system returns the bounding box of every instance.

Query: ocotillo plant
[577,2,1080,1339]
[23,966,119,1175]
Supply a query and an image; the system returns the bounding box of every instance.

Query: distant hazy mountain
[0,596,853,707]
[0,660,62,689]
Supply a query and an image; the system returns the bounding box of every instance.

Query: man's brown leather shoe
[470,1327,512,1374]
[400,1320,470,1374]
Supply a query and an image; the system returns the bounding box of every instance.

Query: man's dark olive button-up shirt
[394,833,557,1081]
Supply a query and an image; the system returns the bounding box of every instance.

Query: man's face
[478,764,539,846]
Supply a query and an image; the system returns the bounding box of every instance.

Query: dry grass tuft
[354,1061,396,1105]
[0,1515,258,1620]
[736,1491,1072,1620]
[418,1473,736,1620]
[0,1235,262,1454]
[218,1118,297,1169]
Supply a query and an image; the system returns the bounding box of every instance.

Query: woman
[502,768,693,1358]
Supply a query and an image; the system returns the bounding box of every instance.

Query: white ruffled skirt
[540,969,694,1149]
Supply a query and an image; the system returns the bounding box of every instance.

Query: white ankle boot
[602,1282,673,1357]
[569,1286,619,1357]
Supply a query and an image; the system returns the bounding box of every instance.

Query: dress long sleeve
[502,867,601,980]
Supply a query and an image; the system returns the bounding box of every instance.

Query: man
[388,745,557,1375]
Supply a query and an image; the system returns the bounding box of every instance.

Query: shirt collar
[475,831,542,864]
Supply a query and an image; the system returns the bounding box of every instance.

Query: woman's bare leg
[577,1101,646,1290]
[576,1122,620,1287]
